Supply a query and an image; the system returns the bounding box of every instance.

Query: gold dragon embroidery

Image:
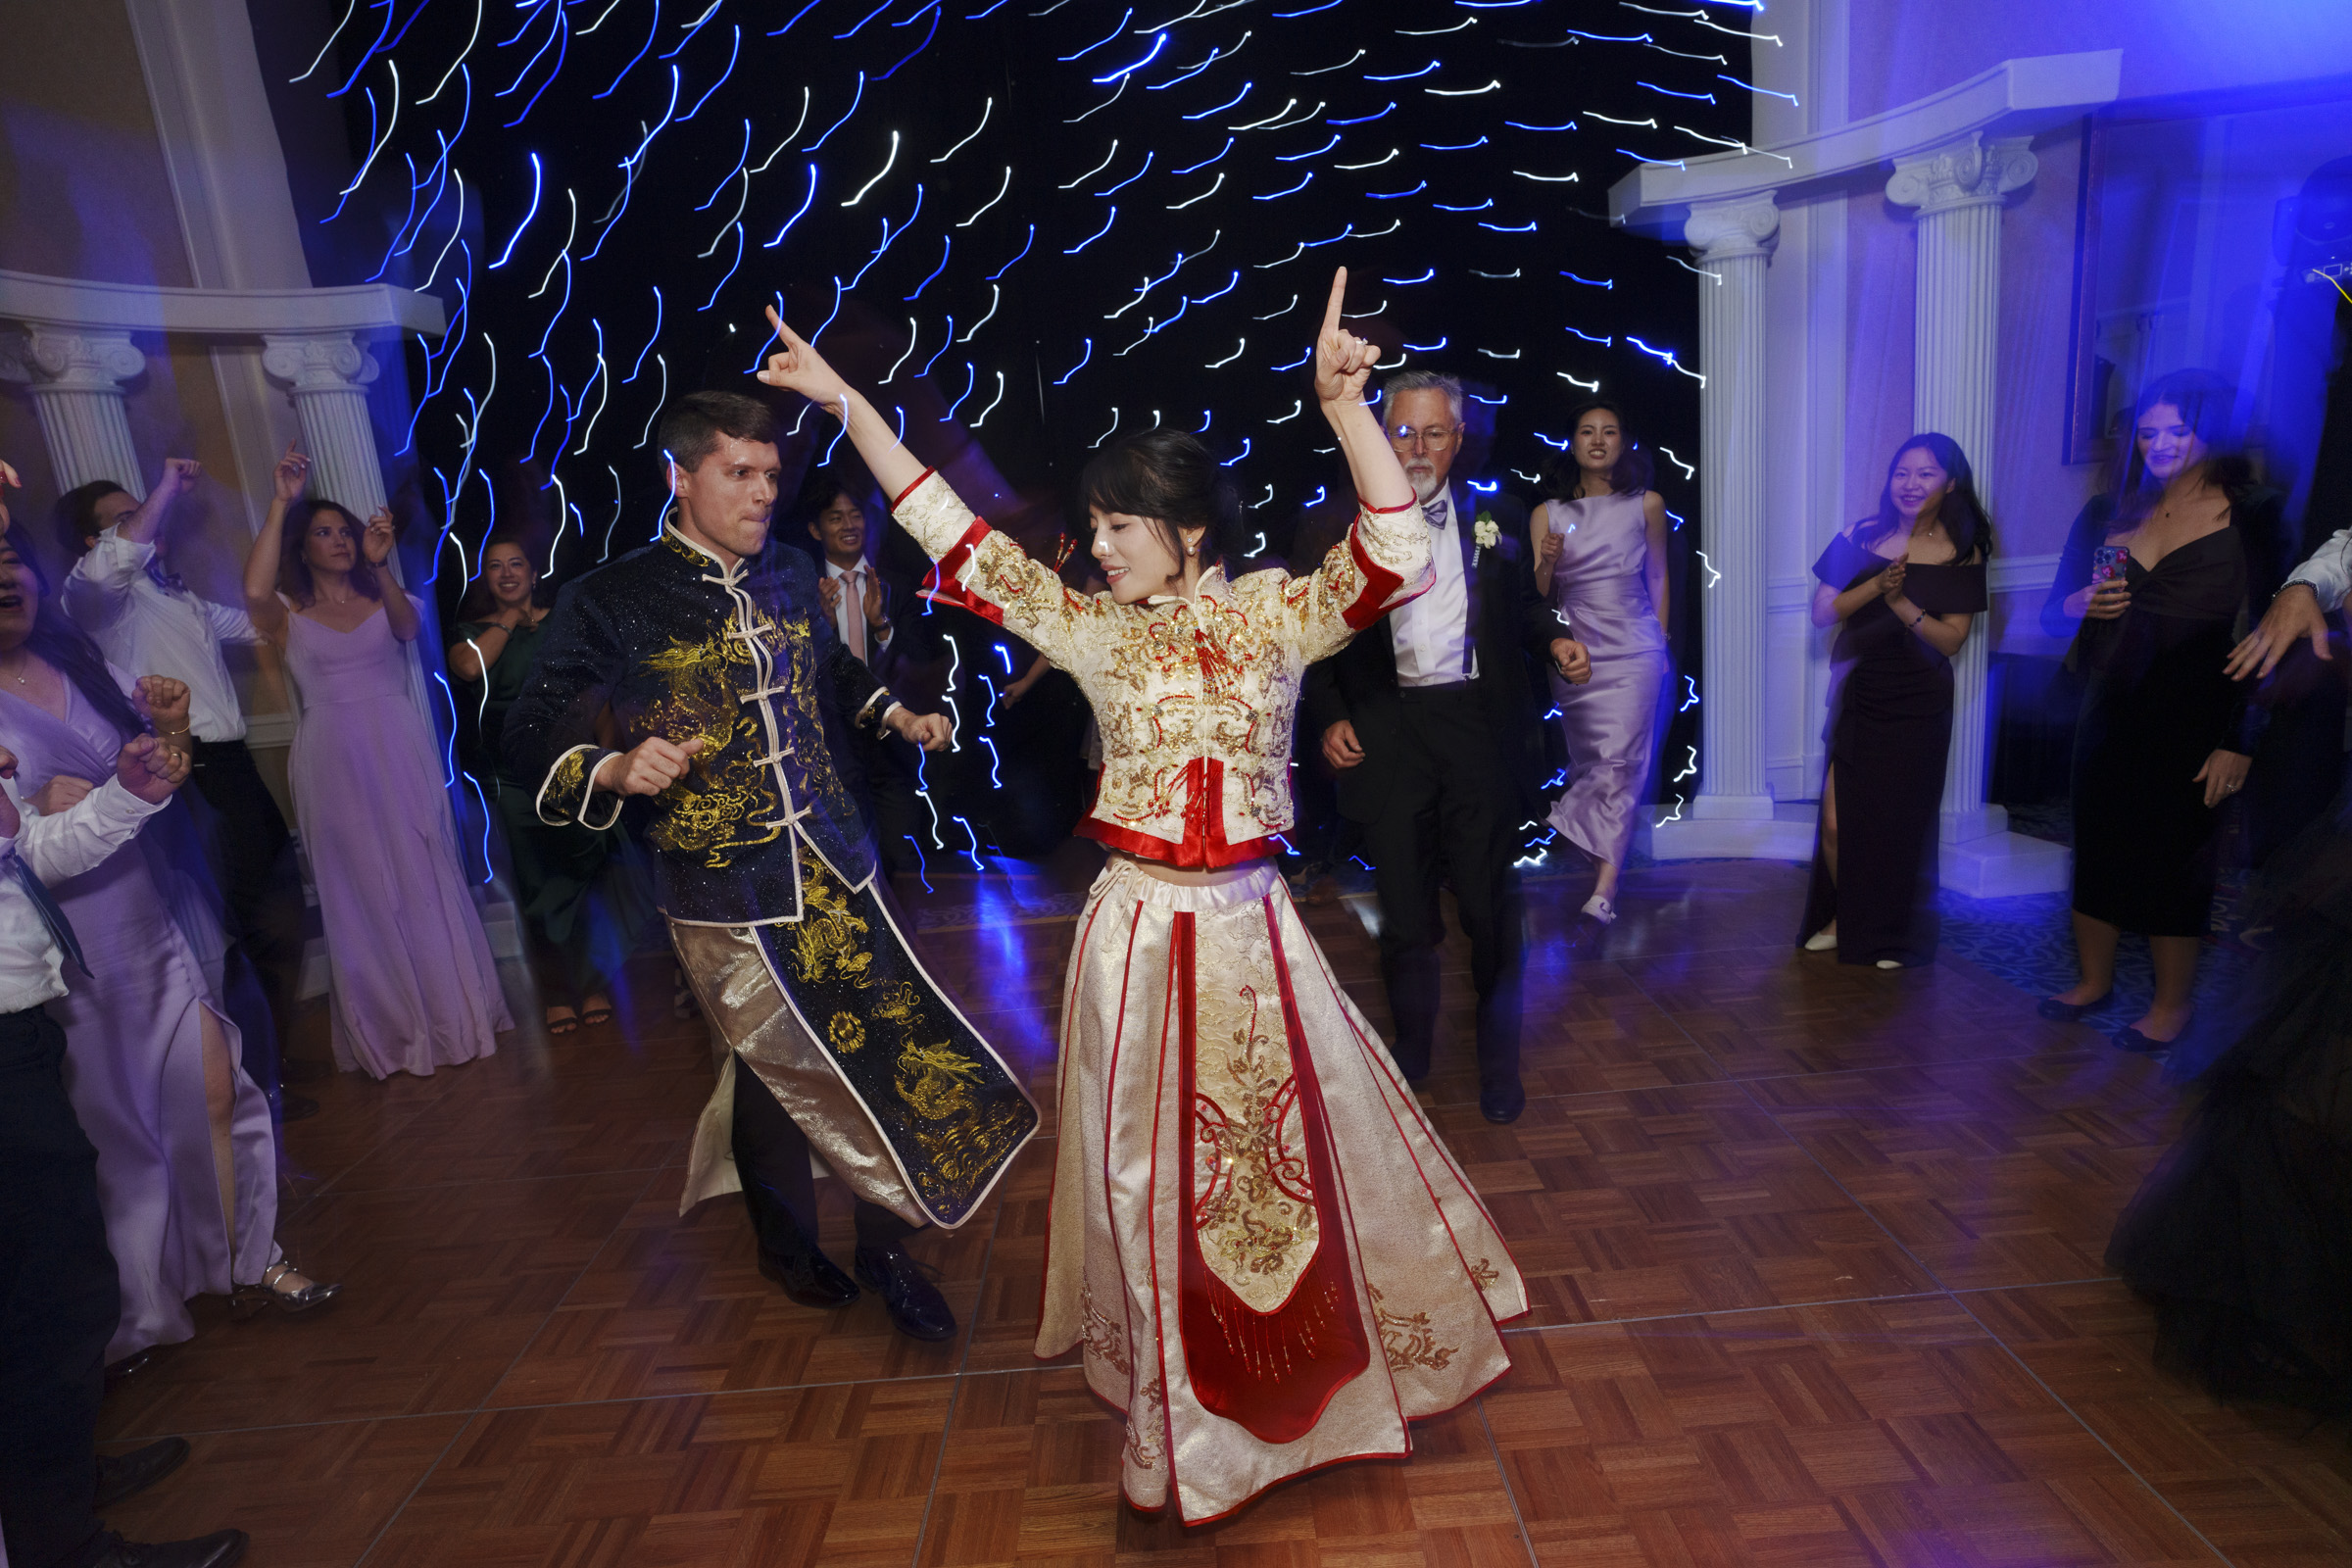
[784,871,874,988]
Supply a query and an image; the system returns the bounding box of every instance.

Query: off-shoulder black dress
[2065,527,2249,936]
[1798,533,1988,965]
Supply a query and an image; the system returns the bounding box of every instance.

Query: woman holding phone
[2039,370,2275,1051]
[1797,434,1991,968]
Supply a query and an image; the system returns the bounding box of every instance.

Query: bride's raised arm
[752,302,1104,667]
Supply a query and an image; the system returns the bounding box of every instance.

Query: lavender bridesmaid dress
[1540,493,1671,868]
[285,597,510,1077]
[0,681,281,1360]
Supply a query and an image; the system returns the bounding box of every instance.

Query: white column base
[1939,803,2010,845]
[1690,792,1780,821]
[1645,803,1818,861]
[1938,830,2071,898]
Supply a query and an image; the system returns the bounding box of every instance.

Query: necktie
[11,853,88,977]
[844,568,867,662]
[1422,500,1448,528]
[145,558,185,594]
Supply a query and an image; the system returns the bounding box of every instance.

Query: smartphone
[2089,544,2131,588]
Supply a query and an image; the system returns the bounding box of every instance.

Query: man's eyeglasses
[1387,424,1460,450]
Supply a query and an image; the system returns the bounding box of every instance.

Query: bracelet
[1907,609,1927,629]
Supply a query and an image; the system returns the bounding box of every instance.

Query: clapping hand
[0,459,19,532]
[1311,268,1380,407]
[1877,560,1908,603]
[755,305,853,416]
[362,507,397,568]
[114,734,190,805]
[271,442,311,506]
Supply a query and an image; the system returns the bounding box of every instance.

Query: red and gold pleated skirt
[1038,858,1527,1524]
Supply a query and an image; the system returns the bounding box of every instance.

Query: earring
[1187,542,1198,556]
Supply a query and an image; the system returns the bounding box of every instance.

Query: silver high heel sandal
[229,1259,343,1320]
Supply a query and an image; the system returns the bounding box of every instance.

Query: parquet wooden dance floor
[92,852,2352,1566]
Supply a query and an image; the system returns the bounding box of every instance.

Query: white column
[262,332,387,518]
[0,328,150,497]
[1685,195,1780,825]
[1886,134,2035,845]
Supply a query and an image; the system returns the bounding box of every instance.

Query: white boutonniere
[1473,513,1499,554]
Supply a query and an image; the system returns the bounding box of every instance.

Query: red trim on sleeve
[917,515,1005,624]
[1357,494,1418,514]
[1339,523,1407,631]
[890,467,939,510]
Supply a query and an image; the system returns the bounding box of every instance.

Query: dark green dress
[451,615,655,1001]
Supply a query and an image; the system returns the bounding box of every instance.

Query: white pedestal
[1938,830,2071,898]
[1645,802,1818,861]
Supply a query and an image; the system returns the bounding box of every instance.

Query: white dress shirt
[0,775,166,1013]
[64,527,263,744]
[823,557,892,664]
[1387,490,1477,686]
[2286,526,2352,612]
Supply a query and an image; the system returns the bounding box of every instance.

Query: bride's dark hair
[1078,430,1248,569]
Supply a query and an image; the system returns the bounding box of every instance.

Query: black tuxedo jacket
[1300,483,1560,824]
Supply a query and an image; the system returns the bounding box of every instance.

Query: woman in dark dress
[2106,777,2352,1419]
[449,536,654,1033]
[2039,371,2263,1052]
[1798,434,1991,968]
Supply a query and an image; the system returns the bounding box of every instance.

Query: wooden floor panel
[84,855,2349,1565]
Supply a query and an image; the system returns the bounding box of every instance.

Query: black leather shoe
[86,1529,249,1568]
[758,1245,859,1308]
[274,1092,320,1123]
[1480,1076,1527,1124]
[854,1245,956,1342]
[2036,994,2109,1023]
[95,1437,191,1509]
[278,1055,331,1084]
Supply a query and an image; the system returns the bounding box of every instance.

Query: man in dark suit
[806,472,933,877]
[1302,370,1590,1123]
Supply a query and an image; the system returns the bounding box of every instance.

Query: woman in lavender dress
[1532,399,1672,929]
[242,446,510,1078]
[0,521,336,1358]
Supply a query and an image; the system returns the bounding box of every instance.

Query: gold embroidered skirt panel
[674,840,1037,1229]
[1038,858,1527,1522]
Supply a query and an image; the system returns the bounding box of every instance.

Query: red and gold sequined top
[891,469,1431,868]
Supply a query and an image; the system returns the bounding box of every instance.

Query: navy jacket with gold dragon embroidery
[503,525,898,926]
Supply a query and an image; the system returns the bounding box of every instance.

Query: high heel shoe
[2036,993,2109,1023]
[229,1259,342,1320]
[1802,926,1838,953]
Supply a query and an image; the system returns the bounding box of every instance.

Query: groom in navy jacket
[1301,370,1589,1123]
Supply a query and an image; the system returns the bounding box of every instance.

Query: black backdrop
[272,0,1750,853]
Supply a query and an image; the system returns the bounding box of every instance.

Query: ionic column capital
[1684,195,1780,263]
[261,332,380,394]
[1886,133,2038,218]
[0,327,147,392]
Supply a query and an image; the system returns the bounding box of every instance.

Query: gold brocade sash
[756,844,1039,1228]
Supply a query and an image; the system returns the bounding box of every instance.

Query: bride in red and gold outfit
[756,271,1569,1523]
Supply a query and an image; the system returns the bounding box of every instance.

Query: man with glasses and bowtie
[1302,370,1590,1123]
